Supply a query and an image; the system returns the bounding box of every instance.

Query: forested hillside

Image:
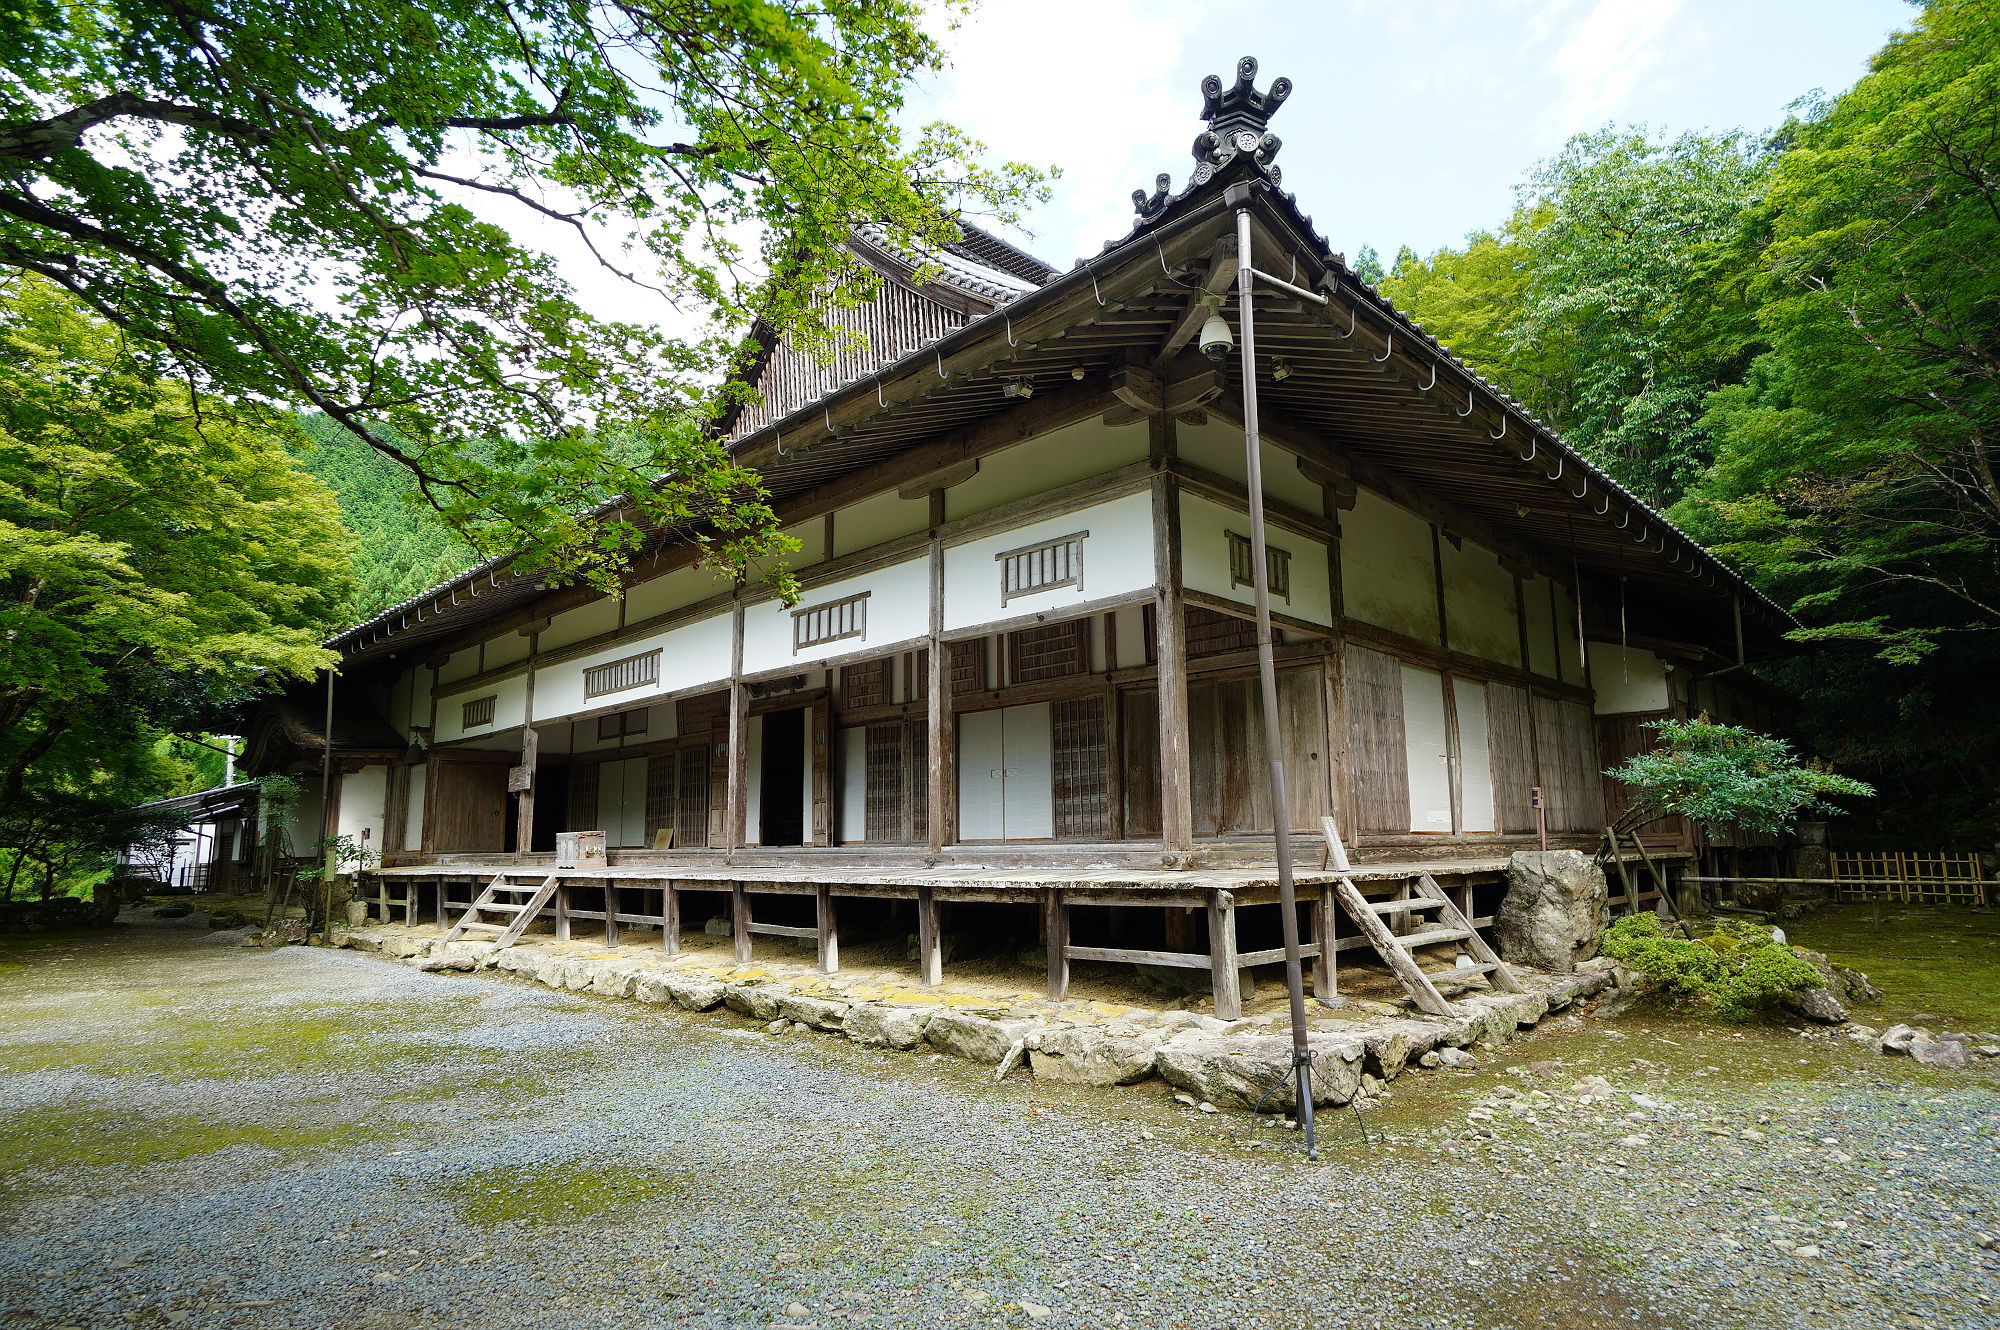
[289,415,474,620]
[1378,0,1999,847]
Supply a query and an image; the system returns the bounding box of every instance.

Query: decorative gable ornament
[1134,56,1291,220]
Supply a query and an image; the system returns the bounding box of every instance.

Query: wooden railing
[1827,851,1989,905]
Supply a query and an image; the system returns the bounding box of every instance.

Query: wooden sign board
[507,764,533,793]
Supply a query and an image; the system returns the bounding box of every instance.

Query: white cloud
[1542,0,1694,136]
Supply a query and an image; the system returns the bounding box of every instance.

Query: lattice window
[996,530,1086,604]
[583,649,660,698]
[567,761,600,832]
[792,592,868,651]
[1226,530,1291,600]
[675,744,710,848]
[596,708,650,742]
[1008,619,1089,683]
[644,754,677,844]
[841,658,891,709]
[460,695,496,729]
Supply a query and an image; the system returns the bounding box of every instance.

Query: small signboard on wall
[507,764,533,793]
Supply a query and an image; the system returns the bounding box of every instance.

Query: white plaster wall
[742,558,928,675]
[1112,605,1149,669]
[1588,642,1670,714]
[945,418,1148,521]
[1177,493,1333,626]
[538,597,621,652]
[485,631,530,669]
[435,647,479,685]
[1175,415,1325,512]
[532,612,733,721]
[943,492,1154,631]
[1341,489,1438,643]
[834,490,929,556]
[1523,574,1559,678]
[1441,538,1520,666]
[433,672,528,743]
[624,565,722,624]
[837,726,867,843]
[403,765,425,849]
[336,764,389,854]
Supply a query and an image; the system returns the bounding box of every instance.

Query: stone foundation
[341,924,1610,1111]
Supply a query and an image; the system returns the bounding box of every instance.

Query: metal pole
[1235,204,1316,1158]
[319,666,336,943]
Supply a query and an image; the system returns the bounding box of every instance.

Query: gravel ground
[0,922,1994,1330]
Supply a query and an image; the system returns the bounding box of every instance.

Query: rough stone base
[339,925,1611,1113]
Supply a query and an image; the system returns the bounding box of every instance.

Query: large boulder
[845,1004,938,1051]
[723,981,785,1022]
[1782,948,1851,1023]
[661,972,728,1012]
[1155,1031,1365,1109]
[776,992,851,1032]
[1495,851,1608,973]
[926,1011,1040,1064]
[1028,1026,1170,1087]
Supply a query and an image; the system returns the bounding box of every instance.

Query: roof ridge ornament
[1135,56,1291,220]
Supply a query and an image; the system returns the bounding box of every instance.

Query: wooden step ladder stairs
[1318,817,1520,1018]
[442,872,560,948]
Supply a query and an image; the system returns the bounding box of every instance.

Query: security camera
[1199,311,1234,362]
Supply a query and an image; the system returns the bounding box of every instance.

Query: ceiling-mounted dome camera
[1199,311,1233,362]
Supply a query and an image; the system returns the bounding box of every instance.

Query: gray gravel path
[0,923,1994,1330]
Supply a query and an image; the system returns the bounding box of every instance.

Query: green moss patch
[440,1163,693,1226]
[0,1107,375,1178]
[1785,905,2000,1030]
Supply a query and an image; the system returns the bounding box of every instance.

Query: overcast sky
[907,0,1917,271]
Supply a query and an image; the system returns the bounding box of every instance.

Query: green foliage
[1383,130,1768,506]
[1600,914,1826,1019]
[1607,716,1872,836]
[0,278,351,812]
[295,834,377,886]
[0,0,1046,588]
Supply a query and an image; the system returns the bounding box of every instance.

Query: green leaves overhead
[0,0,1046,587]
[0,278,352,803]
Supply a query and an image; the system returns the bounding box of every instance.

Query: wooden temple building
[238,60,1788,1015]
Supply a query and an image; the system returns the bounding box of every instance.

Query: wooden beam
[815,883,839,974]
[1159,236,1240,356]
[1208,889,1242,1020]
[661,880,680,955]
[925,532,953,855]
[1152,464,1194,857]
[1110,364,1164,415]
[730,882,752,963]
[915,884,942,986]
[896,459,978,500]
[1313,882,1336,1000]
[1044,888,1070,1001]
[725,603,747,854]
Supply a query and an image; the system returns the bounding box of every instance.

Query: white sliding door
[1401,665,1453,833]
[837,726,868,843]
[1452,679,1496,833]
[957,702,1054,841]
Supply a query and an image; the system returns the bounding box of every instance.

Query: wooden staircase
[1318,818,1521,1018]
[441,872,560,947]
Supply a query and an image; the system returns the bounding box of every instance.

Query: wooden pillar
[433,881,445,928]
[1312,883,1337,1000]
[809,701,832,847]
[553,881,570,942]
[1207,889,1242,1020]
[925,515,954,855]
[661,880,680,956]
[1153,471,1194,856]
[1164,904,1193,953]
[915,884,942,987]
[730,881,751,963]
[815,884,839,974]
[603,883,619,947]
[1044,889,1070,1002]
[725,603,748,855]
[515,639,539,858]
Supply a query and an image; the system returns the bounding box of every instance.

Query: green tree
[0,0,1045,587]
[1681,0,2000,663]
[1606,716,1872,838]
[0,277,352,804]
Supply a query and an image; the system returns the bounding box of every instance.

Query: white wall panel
[532,612,733,722]
[742,715,764,846]
[1453,680,1496,833]
[1177,493,1334,627]
[1588,642,1671,714]
[834,490,929,556]
[1001,703,1053,840]
[1402,665,1453,833]
[336,765,389,852]
[945,418,1148,521]
[741,558,928,675]
[958,709,1006,841]
[624,565,719,624]
[1523,575,1559,678]
[1441,538,1520,666]
[1175,415,1325,511]
[942,492,1154,631]
[837,726,867,843]
[1342,489,1439,643]
[538,597,620,652]
[433,673,527,743]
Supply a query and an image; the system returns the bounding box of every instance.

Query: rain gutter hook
[1373,333,1394,363]
[1457,390,1474,417]
[1490,413,1508,441]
